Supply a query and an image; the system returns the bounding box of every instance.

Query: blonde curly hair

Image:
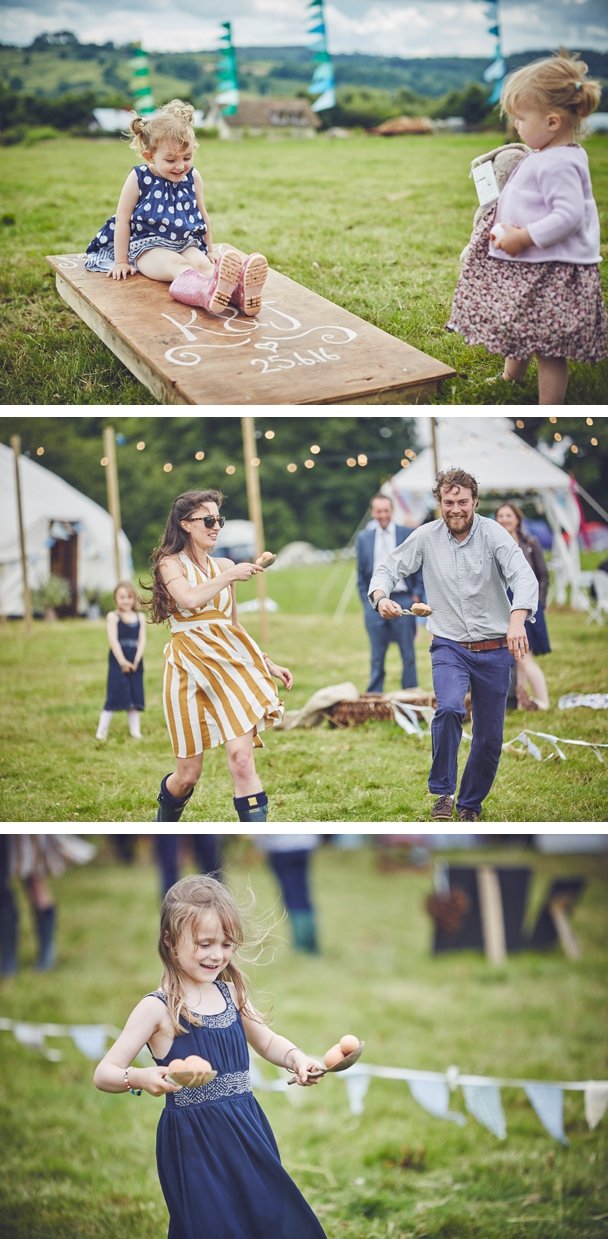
[501,50,601,135]
[128,98,198,156]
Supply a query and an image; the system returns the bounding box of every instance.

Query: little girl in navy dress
[94,875,327,1239]
[86,99,269,317]
[95,581,145,740]
[449,51,607,404]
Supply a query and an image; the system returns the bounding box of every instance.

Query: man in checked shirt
[368,468,538,822]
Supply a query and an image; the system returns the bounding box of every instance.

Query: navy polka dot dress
[85,166,208,271]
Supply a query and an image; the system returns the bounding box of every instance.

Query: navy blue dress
[104,617,144,711]
[85,166,208,271]
[149,981,326,1239]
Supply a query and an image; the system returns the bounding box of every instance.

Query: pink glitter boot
[232,252,269,317]
[169,249,242,315]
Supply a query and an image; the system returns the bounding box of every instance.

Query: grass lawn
[0,839,607,1238]
[0,561,606,823]
[0,131,607,405]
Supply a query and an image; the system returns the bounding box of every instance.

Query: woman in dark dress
[496,502,551,709]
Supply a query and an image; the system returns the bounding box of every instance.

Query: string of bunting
[476,0,506,103]
[216,21,239,116]
[391,705,607,764]
[129,43,155,116]
[1,1018,606,1144]
[307,0,336,112]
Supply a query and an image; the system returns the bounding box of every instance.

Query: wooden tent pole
[103,426,122,584]
[10,435,33,635]
[241,417,268,647]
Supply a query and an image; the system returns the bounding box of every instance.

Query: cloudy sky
[1,0,606,57]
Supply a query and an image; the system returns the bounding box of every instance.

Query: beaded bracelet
[124,1068,142,1096]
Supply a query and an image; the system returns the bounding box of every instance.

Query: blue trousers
[428,637,513,816]
[364,597,417,692]
[267,850,314,912]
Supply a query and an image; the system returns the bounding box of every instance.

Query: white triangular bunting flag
[343,1069,371,1115]
[70,1025,109,1060]
[463,1083,506,1139]
[408,1078,466,1125]
[12,1022,61,1060]
[584,1084,608,1130]
[524,1083,568,1144]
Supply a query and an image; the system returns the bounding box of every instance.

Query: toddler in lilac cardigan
[449,51,606,404]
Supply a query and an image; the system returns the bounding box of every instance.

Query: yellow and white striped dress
[162,553,284,758]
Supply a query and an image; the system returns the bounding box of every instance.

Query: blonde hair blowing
[501,50,601,132]
[158,875,274,1038]
[129,98,198,155]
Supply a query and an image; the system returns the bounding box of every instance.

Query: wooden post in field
[10,435,32,635]
[241,417,268,647]
[430,417,441,516]
[103,426,122,585]
[477,866,507,965]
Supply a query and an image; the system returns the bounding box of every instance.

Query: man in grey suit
[356,494,423,693]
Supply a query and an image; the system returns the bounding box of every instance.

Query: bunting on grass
[502,730,608,763]
[4,1018,607,1144]
[307,0,336,112]
[477,0,506,104]
[524,1083,568,1145]
[216,21,239,116]
[129,43,155,116]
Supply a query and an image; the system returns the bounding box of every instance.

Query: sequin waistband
[173,1069,253,1107]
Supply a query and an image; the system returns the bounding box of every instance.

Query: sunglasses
[187,514,225,529]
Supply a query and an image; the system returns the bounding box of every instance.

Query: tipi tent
[383,417,586,608]
[0,443,133,617]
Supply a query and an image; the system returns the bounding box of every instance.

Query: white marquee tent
[382,416,587,608]
[0,443,133,617]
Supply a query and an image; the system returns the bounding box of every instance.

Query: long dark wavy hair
[143,489,224,624]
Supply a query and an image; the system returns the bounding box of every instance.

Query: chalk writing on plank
[161,303,358,369]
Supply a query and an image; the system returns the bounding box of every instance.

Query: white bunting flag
[584,1084,608,1130]
[524,1083,568,1144]
[408,1078,466,1125]
[463,1083,507,1139]
[344,1069,372,1115]
[70,1025,110,1061]
[12,1022,60,1061]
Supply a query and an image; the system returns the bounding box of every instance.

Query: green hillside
[1,31,607,108]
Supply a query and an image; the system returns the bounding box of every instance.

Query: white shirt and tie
[373,522,407,595]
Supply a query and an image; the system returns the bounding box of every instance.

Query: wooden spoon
[287,1040,366,1084]
[167,1068,218,1087]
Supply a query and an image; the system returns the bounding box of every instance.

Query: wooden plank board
[47,253,455,405]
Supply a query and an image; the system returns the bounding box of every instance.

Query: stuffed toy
[460,141,530,261]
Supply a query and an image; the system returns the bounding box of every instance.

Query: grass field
[1,561,606,823]
[1,838,607,1238]
[1,131,607,405]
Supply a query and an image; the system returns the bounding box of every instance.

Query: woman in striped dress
[149,490,292,822]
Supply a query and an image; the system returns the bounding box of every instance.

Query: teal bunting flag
[216,21,239,115]
[129,44,155,115]
[477,0,506,105]
[307,0,335,111]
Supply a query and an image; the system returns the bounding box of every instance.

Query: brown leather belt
[458,637,509,652]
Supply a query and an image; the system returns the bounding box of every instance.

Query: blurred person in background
[256,836,321,953]
[356,494,423,693]
[495,502,551,709]
[0,835,95,975]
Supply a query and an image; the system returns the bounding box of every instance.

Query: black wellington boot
[233,791,269,822]
[155,774,194,822]
[0,889,19,975]
[35,905,56,971]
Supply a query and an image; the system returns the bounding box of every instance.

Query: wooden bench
[47,253,455,405]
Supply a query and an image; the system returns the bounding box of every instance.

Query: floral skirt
[448,211,608,362]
